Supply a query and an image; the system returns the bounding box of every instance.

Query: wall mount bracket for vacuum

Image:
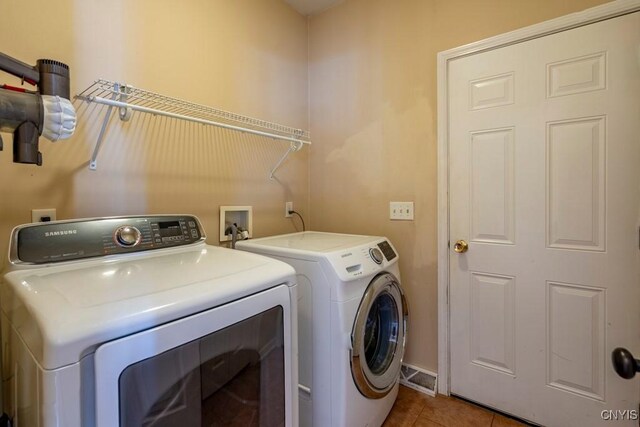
[75,79,310,178]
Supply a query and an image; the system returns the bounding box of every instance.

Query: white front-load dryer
[237,232,408,427]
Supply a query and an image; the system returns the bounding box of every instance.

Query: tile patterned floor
[383,386,528,427]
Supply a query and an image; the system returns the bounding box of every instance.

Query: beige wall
[1,0,614,377]
[0,0,309,260]
[308,0,609,372]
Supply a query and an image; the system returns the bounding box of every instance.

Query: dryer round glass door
[351,273,408,399]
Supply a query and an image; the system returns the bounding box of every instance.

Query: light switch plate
[390,202,414,221]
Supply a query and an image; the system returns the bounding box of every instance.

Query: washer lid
[1,245,295,369]
[237,231,380,253]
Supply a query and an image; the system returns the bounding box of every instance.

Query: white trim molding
[436,0,640,396]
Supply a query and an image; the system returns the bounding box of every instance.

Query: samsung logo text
[44,230,78,237]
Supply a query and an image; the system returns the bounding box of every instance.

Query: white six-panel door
[449,12,639,426]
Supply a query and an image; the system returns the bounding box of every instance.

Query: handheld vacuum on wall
[0,52,76,165]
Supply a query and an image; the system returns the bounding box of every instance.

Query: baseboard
[399,363,437,397]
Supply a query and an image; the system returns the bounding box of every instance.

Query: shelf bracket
[269,139,304,180]
[88,83,128,170]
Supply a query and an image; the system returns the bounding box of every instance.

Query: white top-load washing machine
[237,232,408,427]
[0,215,298,427]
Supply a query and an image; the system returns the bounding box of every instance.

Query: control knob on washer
[369,247,384,264]
[114,226,142,247]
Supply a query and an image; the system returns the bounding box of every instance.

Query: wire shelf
[75,79,310,177]
[76,79,310,141]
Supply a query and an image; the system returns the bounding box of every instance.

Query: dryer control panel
[10,215,206,264]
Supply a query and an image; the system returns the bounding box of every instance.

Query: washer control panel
[114,225,142,247]
[12,215,205,264]
[329,239,399,280]
[376,240,397,261]
[369,247,384,264]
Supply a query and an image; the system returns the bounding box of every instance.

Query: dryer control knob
[369,247,384,264]
[114,226,142,247]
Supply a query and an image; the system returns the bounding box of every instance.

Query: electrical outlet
[32,208,56,223]
[285,202,293,218]
[390,202,414,221]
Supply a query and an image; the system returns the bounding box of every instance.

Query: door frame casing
[436,0,640,396]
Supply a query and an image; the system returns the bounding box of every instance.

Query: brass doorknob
[453,240,468,253]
